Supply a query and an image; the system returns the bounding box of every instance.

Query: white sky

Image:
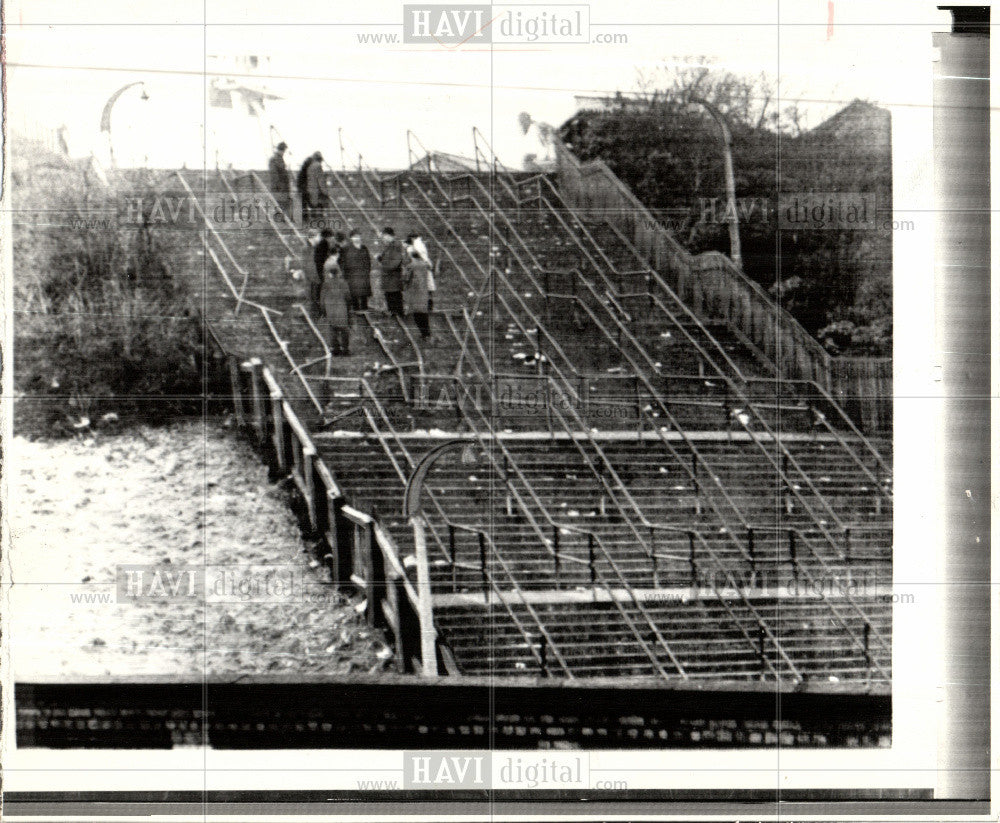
[6,0,951,168]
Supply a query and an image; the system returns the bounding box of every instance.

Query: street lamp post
[100,81,149,168]
[688,96,742,268]
[403,439,480,676]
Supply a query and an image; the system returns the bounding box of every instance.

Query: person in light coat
[407,233,436,313]
[403,250,432,340]
[319,253,352,355]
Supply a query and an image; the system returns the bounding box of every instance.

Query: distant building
[206,54,284,169]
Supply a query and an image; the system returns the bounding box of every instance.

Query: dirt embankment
[8,420,392,678]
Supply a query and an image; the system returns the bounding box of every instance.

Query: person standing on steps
[310,228,335,315]
[298,151,328,226]
[268,141,291,221]
[407,232,436,313]
[341,229,372,312]
[319,251,352,356]
[377,227,406,317]
[404,248,432,341]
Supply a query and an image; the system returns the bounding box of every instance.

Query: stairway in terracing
[188,145,892,688]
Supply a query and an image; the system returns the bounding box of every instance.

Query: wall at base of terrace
[15,677,890,749]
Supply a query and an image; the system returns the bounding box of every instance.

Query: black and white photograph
[0,0,991,819]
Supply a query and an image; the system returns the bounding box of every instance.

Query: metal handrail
[259,308,325,416]
[358,389,574,677]
[462,181,866,554]
[172,171,253,312]
[471,126,514,176]
[431,373,687,679]
[602,219,892,492]
[218,169,299,259]
[418,367,810,682]
[295,304,332,377]
[201,241,278,316]
[245,169,309,248]
[360,313,415,402]
[397,183,585,394]
[407,130,433,170]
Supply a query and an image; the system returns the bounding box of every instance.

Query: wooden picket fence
[210,333,438,676]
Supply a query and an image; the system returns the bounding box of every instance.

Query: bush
[13,143,204,436]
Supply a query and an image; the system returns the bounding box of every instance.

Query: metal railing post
[553,525,561,587]
[449,524,457,592]
[478,531,488,599]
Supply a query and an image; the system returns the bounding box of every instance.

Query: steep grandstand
[181,130,892,694]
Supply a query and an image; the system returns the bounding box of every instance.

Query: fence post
[863,621,872,677]
[246,360,266,443]
[229,357,246,428]
[449,525,458,592]
[757,622,767,679]
[326,490,343,586]
[789,529,798,578]
[478,531,488,599]
[271,391,287,472]
[410,515,441,677]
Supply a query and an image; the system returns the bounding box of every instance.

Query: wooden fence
[828,357,892,433]
[210,334,438,677]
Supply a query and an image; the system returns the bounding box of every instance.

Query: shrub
[13,143,203,435]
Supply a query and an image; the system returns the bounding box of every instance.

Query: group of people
[309,226,437,356]
[270,143,438,356]
[268,142,329,224]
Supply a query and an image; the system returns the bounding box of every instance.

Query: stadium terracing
[57,130,891,748]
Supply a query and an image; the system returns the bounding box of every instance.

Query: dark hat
[313,150,324,161]
[276,141,288,152]
[382,226,395,236]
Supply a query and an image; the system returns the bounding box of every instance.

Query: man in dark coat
[377,227,405,317]
[307,228,335,315]
[268,142,291,220]
[340,229,372,312]
[298,151,326,225]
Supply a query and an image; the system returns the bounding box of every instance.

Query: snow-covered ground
[6,421,392,679]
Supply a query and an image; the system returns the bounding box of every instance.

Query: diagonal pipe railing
[323,147,886,675]
[441,172,879,560]
[357,390,574,677]
[486,167,891,495]
[598,217,892,486]
[403,164,889,667]
[435,375,686,679]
